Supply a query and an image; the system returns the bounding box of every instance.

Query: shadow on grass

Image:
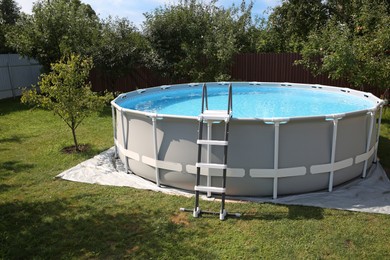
[380,108,390,124]
[0,161,35,174]
[381,118,390,125]
[0,98,30,116]
[0,199,210,259]
[0,184,14,193]
[287,205,324,219]
[64,144,111,162]
[0,135,23,144]
[378,136,390,177]
[98,105,114,118]
[242,204,324,220]
[0,161,34,191]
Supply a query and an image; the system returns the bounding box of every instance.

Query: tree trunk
[71,126,79,152]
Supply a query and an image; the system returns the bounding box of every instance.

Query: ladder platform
[194,185,226,194]
[196,162,227,169]
[197,139,228,146]
[200,110,231,121]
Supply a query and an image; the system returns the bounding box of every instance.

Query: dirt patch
[61,144,91,154]
[170,212,190,226]
[344,239,355,249]
[126,245,140,254]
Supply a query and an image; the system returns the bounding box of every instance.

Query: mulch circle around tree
[61,144,91,154]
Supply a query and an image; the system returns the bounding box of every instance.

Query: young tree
[21,54,113,152]
[298,0,390,90]
[0,0,20,53]
[6,0,100,71]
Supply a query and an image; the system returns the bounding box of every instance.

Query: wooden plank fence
[230,53,382,97]
[90,53,383,97]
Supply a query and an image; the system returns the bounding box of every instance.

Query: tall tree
[92,17,147,93]
[6,0,100,71]
[143,0,255,82]
[298,0,390,90]
[0,0,20,53]
[264,0,328,52]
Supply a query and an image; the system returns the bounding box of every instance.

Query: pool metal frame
[111,82,384,198]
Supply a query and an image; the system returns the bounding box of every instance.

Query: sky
[14,0,280,29]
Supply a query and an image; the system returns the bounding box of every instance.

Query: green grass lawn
[1,98,390,259]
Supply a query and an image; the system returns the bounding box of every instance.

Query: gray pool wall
[111,82,384,198]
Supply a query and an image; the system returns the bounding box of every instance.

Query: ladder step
[196,162,227,170]
[200,110,230,121]
[194,185,226,194]
[197,140,228,146]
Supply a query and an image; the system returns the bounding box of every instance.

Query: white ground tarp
[57,147,390,214]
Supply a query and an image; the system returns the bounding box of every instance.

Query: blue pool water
[118,84,375,118]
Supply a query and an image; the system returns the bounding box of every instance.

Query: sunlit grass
[1,98,390,259]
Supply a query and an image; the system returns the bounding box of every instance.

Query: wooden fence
[2,53,383,100]
[90,53,384,97]
[230,53,382,97]
[231,53,347,85]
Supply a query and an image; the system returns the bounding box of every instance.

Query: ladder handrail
[201,83,208,113]
[227,83,232,115]
[201,83,233,116]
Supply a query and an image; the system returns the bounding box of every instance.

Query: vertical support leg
[374,106,383,163]
[220,168,227,221]
[362,112,375,178]
[111,106,118,158]
[220,120,230,220]
[151,116,160,187]
[120,109,129,173]
[273,177,278,200]
[328,118,339,192]
[273,122,280,199]
[194,119,204,218]
[206,122,212,197]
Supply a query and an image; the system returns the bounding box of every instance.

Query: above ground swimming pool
[111,82,384,198]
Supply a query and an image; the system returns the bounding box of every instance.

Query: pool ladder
[181,83,240,220]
